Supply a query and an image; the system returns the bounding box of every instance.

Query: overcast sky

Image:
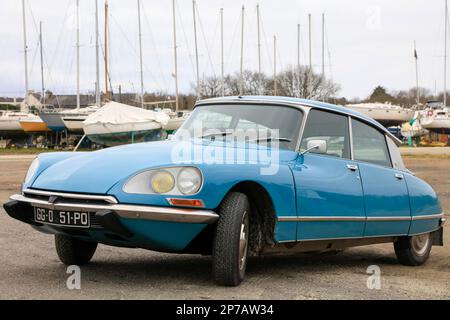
[0,0,447,99]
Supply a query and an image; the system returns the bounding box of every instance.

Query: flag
[414,49,418,59]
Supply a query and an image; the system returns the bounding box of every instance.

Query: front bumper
[3,190,219,251]
[8,189,219,224]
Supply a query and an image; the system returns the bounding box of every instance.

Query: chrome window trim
[23,188,118,204]
[194,98,401,145]
[183,100,307,152]
[348,116,354,160]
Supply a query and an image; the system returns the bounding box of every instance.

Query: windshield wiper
[249,137,292,144]
[199,131,232,140]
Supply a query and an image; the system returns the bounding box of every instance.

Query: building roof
[196,95,400,144]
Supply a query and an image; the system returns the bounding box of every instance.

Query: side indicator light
[167,198,204,208]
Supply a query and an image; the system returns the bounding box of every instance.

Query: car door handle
[395,173,404,180]
[347,164,358,172]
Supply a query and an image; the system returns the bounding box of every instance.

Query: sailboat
[61,106,99,133]
[345,102,415,127]
[419,1,450,135]
[40,0,100,133]
[0,112,29,135]
[401,111,428,138]
[420,102,450,134]
[19,114,50,132]
[82,101,169,146]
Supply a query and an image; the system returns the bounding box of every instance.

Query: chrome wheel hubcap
[239,213,249,271]
[411,233,430,256]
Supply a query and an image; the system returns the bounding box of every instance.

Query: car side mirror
[302,140,328,155]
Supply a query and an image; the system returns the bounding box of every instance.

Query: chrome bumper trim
[10,194,219,224]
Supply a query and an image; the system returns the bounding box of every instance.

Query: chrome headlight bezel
[123,166,203,196]
[24,157,40,185]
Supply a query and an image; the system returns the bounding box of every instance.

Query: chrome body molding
[10,193,219,224]
[278,213,445,223]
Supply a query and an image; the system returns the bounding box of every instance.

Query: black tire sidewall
[212,192,250,286]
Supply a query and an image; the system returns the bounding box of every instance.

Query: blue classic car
[3,96,445,286]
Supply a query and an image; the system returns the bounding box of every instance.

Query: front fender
[24,152,87,190]
[108,163,297,241]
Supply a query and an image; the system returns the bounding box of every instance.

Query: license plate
[34,207,91,228]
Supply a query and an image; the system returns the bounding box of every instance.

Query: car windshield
[175,104,304,150]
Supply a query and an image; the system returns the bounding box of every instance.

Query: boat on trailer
[345,103,414,127]
[19,114,51,132]
[82,101,169,147]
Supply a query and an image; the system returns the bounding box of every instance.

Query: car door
[292,109,366,240]
[350,118,411,237]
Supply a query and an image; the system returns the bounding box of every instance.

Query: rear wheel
[212,192,250,286]
[55,234,98,265]
[394,233,432,266]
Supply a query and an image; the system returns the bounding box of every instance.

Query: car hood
[31,140,298,194]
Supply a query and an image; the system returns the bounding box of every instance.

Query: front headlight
[123,167,203,196]
[24,158,39,184]
[177,167,202,195]
[151,170,175,194]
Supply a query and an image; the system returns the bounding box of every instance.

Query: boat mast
[308,13,312,71]
[137,0,144,108]
[257,4,261,74]
[273,35,277,96]
[322,13,325,79]
[220,8,224,97]
[414,40,420,105]
[297,23,301,97]
[193,0,200,100]
[95,0,101,108]
[21,0,29,98]
[239,5,245,96]
[104,0,109,100]
[76,0,80,110]
[445,0,448,107]
[39,21,45,105]
[172,0,179,112]
[257,3,262,94]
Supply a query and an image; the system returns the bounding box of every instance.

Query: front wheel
[212,192,250,286]
[394,233,432,266]
[55,234,98,265]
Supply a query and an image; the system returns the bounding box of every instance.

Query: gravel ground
[0,154,449,300]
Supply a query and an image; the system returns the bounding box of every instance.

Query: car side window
[351,119,392,168]
[300,109,351,159]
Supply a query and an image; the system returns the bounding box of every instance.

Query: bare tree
[277,66,340,100]
[191,66,340,100]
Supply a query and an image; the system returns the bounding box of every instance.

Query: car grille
[24,189,112,229]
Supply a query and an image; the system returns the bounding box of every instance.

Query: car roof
[196,95,402,145]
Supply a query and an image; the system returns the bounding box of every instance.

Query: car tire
[55,235,98,265]
[394,233,432,266]
[212,192,250,286]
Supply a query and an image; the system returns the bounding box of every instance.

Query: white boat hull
[346,106,414,127]
[421,119,450,134]
[62,115,87,132]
